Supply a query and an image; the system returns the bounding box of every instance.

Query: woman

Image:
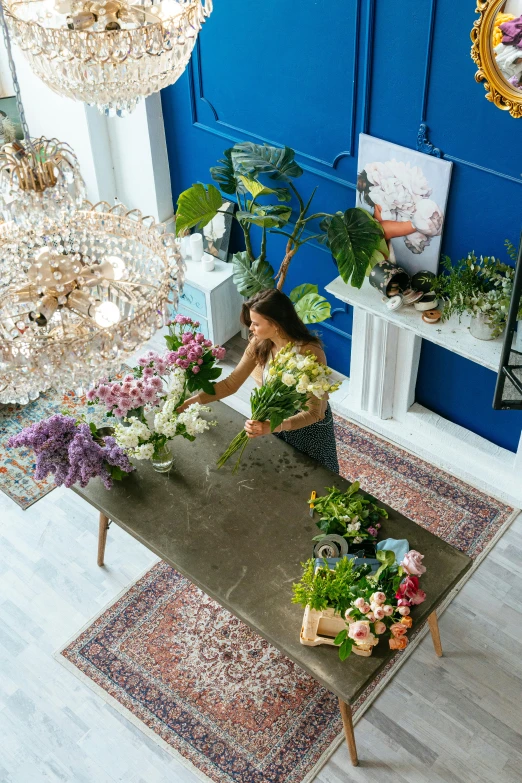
[177,288,339,472]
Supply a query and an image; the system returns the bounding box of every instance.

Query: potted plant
[174,141,389,324]
[430,242,522,340]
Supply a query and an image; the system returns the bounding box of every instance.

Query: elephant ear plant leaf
[231,142,304,182]
[175,183,223,237]
[232,251,275,297]
[290,284,331,324]
[175,141,387,325]
[327,207,387,289]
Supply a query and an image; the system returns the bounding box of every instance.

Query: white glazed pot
[469,312,497,341]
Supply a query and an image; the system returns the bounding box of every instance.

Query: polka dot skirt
[274,403,339,474]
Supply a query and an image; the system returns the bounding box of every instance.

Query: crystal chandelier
[4,0,213,116]
[0,203,183,404]
[0,6,183,404]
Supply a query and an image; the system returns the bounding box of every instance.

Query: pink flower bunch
[88,356,169,417]
[396,575,426,607]
[165,314,226,375]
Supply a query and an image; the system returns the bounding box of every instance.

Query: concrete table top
[72,402,472,705]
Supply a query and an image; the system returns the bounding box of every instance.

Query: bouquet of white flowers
[217,344,340,472]
[113,367,216,461]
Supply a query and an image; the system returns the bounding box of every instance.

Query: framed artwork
[201,200,235,261]
[0,96,23,145]
[357,134,453,276]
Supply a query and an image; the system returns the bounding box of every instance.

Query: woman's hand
[244,420,272,438]
[176,396,200,414]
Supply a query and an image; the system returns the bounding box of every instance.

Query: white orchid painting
[202,200,235,260]
[357,134,453,275]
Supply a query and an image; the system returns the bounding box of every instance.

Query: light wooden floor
[0,333,521,783]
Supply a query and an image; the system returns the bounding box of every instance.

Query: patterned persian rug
[58,414,518,783]
[0,389,105,510]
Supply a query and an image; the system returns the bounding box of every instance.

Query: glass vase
[151,443,174,473]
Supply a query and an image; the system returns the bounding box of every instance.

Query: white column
[3,43,174,221]
[348,308,420,420]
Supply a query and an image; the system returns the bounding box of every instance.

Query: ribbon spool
[313,534,349,559]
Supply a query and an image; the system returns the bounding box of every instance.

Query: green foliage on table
[175,141,388,324]
[292,557,371,615]
[430,242,522,338]
[310,482,388,544]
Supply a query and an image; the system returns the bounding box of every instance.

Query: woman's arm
[373,204,415,240]
[178,342,257,411]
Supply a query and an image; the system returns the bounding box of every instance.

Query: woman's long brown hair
[241,289,321,366]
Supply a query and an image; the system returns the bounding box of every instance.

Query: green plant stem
[260,226,267,262]
[302,212,331,223]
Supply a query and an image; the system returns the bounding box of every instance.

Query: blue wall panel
[161,0,522,452]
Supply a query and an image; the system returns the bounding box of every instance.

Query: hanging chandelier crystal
[4,0,213,116]
[0,5,184,404]
[0,202,183,403]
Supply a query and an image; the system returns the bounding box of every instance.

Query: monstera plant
[175,142,388,324]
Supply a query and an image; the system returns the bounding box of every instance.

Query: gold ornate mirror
[471,0,522,118]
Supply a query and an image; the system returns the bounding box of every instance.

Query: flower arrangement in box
[217,342,341,471]
[293,541,427,660]
[309,481,388,549]
[430,242,522,339]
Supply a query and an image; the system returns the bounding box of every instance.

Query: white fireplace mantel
[326,276,522,508]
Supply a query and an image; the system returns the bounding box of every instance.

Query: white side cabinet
[173,255,244,346]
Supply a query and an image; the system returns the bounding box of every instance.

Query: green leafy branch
[175,141,388,324]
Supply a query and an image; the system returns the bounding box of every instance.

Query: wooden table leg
[428,610,443,657]
[338,698,358,766]
[97,513,110,567]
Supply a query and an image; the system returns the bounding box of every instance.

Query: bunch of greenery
[292,556,371,616]
[430,241,522,337]
[175,142,388,324]
[310,481,388,545]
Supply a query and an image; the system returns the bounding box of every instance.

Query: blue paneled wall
[162,0,522,452]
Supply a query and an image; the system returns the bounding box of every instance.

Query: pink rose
[409,589,426,606]
[344,608,355,623]
[366,612,375,621]
[197,359,203,365]
[192,366,200,374]
[401,550,426,576]
[371,592,386,605]
[374,621,386,635]
[348,621,370,643]
[373,606,385,620]
[398,606,410,616]
[396,575,421,604]
[354,597,366,609]
[382,605,394,616]
[360,603,371,615]
[390,623,408,638]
